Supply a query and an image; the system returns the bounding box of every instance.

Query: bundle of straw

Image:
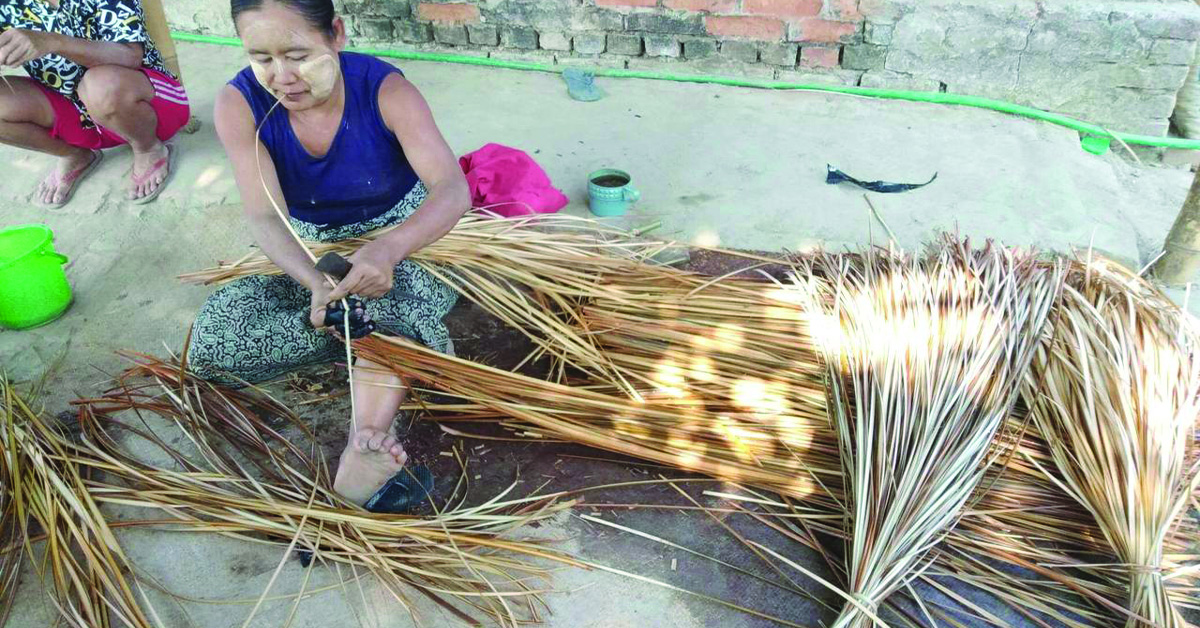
[1024,260,1200,628]
[1,378,156,628]
[359,334,1144,626]
[796,241,1063,627]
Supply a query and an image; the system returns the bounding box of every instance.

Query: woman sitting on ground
[188,0,469,510]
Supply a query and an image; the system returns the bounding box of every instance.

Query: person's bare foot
[129,141,170,201]
[37,148,99,206]
[333,428,408,505]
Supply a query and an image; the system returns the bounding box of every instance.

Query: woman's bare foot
[37,148,100,206]
[129,142,171,201]
[333,428,408,505]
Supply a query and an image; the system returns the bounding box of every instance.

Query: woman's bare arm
[214,84,327,294]
[0,28,142,68]
[326,73,469,301]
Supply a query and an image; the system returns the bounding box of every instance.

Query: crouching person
[0,0,189,206]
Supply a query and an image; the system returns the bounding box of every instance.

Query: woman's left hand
[327,241,397,301]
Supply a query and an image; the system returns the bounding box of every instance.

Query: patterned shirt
[0,0,170,128]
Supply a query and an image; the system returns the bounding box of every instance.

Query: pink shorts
[35,67,190,150]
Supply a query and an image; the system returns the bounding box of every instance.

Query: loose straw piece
[253,99,359,435]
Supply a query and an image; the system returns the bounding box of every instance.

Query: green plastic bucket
[0,225,72,330]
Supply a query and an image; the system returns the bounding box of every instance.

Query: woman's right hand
[309,283,333,330]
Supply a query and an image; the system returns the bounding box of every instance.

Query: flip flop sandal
[562,68,604,102]
[40,149,103,209]
[296,465,434,568]
[363,465,434,514]
[129,143,177,205]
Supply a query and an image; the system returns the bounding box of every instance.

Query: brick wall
[333,0,868,83]
[168,0,1200,137]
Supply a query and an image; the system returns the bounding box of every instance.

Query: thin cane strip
[250,98,361,436]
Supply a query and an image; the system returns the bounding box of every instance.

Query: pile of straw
[1,378,154,628]
[4,358,583,627]
[179,215,1200,625]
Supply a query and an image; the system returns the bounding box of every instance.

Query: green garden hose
[171,31,1200,153]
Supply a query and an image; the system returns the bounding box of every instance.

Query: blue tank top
[229,52,420,228]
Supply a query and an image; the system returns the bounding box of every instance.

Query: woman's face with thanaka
[236,2,346,111]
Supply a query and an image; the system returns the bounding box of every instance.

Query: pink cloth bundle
[459,143,569,217]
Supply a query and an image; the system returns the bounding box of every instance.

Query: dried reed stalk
[1024,260,1200,628]
[66,354,583,628]
[1,377,156,628]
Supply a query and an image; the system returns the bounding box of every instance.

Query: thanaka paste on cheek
[298,54,337,101]
[249,59,273,94]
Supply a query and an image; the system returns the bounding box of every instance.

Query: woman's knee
[188,277,334,381]
[0,77,54,126]
[77,66,147,121]
[184,334,224,376]
[187,286,252,375]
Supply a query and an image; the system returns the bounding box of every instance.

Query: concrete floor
[2,41,1197,627]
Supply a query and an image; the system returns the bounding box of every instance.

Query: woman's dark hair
[231,0,337,39]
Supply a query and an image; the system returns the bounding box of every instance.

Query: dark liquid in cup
[592,174,630,188]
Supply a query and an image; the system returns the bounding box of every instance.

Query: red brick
[416,2,480,23]
[742,0,822,18]
[706,15,785,40]
[800,45,840,68]
[596,0,658,7]
[664,0,737,12]
[788,17,859,43]
[824,0,862,21]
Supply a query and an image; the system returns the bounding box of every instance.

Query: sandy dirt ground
[1,41,1197,627]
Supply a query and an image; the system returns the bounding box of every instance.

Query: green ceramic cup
[587,169,641,217]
